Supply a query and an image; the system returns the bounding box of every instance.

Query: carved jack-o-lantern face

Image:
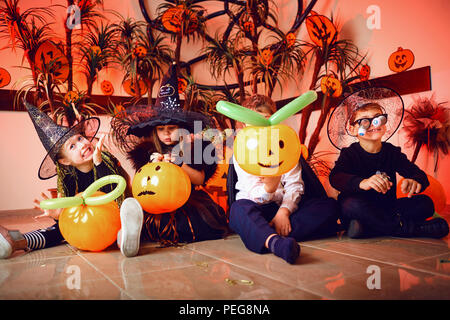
[132,162,191,214]
[0,67,11,88]
[123,79,148,96]
[133,45,147,58]
[161,5,198,34]
[259,48,273,66]
[286,32,296,48]
[360,64,371,81]
[388,47,414,72]
[35,41,69,81]
[234,124,301,177]
[306,13,337,47]
[101,80,114,96]
[321,76,342,97]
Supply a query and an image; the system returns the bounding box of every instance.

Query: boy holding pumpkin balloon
[219,93,340,264]
[0,102,141,259]
[327,87,449,239]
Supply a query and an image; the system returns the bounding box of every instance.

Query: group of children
[0,66,448,264]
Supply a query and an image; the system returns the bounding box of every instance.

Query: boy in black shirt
[328,89,448,239]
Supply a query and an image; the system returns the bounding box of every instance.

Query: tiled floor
[0,207,449,300]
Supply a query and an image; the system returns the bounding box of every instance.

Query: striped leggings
[23,223,65,250]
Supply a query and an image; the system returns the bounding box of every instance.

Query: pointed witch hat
[25,101,100,179]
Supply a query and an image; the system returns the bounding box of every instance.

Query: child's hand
[269,207,292,236]
[93,134,106,166]
[33,192,62,220]
[150,152,164,162]
[359,173,392,194]
[261,176,282,193]
[401,179,421,198]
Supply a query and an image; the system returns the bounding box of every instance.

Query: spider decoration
[138,0,317,94]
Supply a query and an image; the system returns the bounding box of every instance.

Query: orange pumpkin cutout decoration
[161,5,199,34]
[321,75,342,97]
[0,67,11,88]
[388,47,414,73]
[306,13,337,47]
[397,174,446,214]
[35,41,69,81]
[286,32,296,48]
[64,90,79,104]
[123,79,148,96]
[58,191,121,252]
[101,80,114,96]
[90,45,101,55]
[133,45,147,58]
[360,64,371,81]
[132,162,191,214]
[178,78,188,94]
[260,48,274,66]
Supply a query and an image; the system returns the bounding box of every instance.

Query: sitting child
[228,95,340,264]
[328,87,449,239]
[0,103,138,259]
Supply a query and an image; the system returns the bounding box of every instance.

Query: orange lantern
[397,174,446,213]
[388,47,415,73]
[59,191,121,252]
[132,162,191,214]
[0,67,11,88]
[321,75,342,97]
[306,13,337,47]
[123,79,148,96]
[101,80,114,96]
[35,41,69,81]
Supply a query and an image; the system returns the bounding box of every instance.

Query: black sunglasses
[351,113,388,128]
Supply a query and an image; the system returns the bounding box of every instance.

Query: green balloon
[40,196,83,210]
[269,90,318,125]
[83,175,127,206]
[216,100,270,126]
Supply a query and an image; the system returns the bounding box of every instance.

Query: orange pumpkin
[35,41,69,81]
[58,191,121,252]
[133,45,147,58]
[388,47,414,73]
[259,48,273,66]
[306,13,337,47]
[132,162,191,214]
[100,80,114,96]
[0,67,11,88]
[397,174,446,214]
[360,64,371,81]
[178,78,188,94]
[161,5,198,34]
[123,79,148,96]
[321,75,342,97]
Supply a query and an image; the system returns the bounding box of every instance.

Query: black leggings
[24,222,65,250]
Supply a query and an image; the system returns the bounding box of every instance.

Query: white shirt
[233,155,304,213]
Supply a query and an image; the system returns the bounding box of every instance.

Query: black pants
[24,222,65,250]
[229,197,340,254]
[338,194,434,236]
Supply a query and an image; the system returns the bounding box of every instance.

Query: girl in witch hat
[327,87,448,239]
[111,62,230,246]
[0,103,141,259]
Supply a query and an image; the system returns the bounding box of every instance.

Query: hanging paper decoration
[320,75,342,97]
[305,13,337,47]
[34,41,69,81]
[0,67,11,88]
[100,80,114,96]
[388,47,415,73]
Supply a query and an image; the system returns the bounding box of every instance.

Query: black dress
[127,139,231,244]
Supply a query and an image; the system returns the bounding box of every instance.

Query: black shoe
[347,219,364,238]
[414,218,449,239]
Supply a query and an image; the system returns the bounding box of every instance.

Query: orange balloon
[58,191,121,252]
[132,162,191,214]
[397,174,446,213]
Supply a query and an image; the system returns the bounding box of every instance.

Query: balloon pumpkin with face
[216,91,318,176]
[132,162,191,214]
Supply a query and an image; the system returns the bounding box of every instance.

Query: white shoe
[0,226,27,259]
[118,198,143,257]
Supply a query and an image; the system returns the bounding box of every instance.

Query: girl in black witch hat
[0,103,141,259]
[111,62,230,245]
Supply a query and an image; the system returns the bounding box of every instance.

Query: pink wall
[0,0,448,210]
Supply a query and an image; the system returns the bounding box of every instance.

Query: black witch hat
[25,101,100,180]
[111,62,213,151]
